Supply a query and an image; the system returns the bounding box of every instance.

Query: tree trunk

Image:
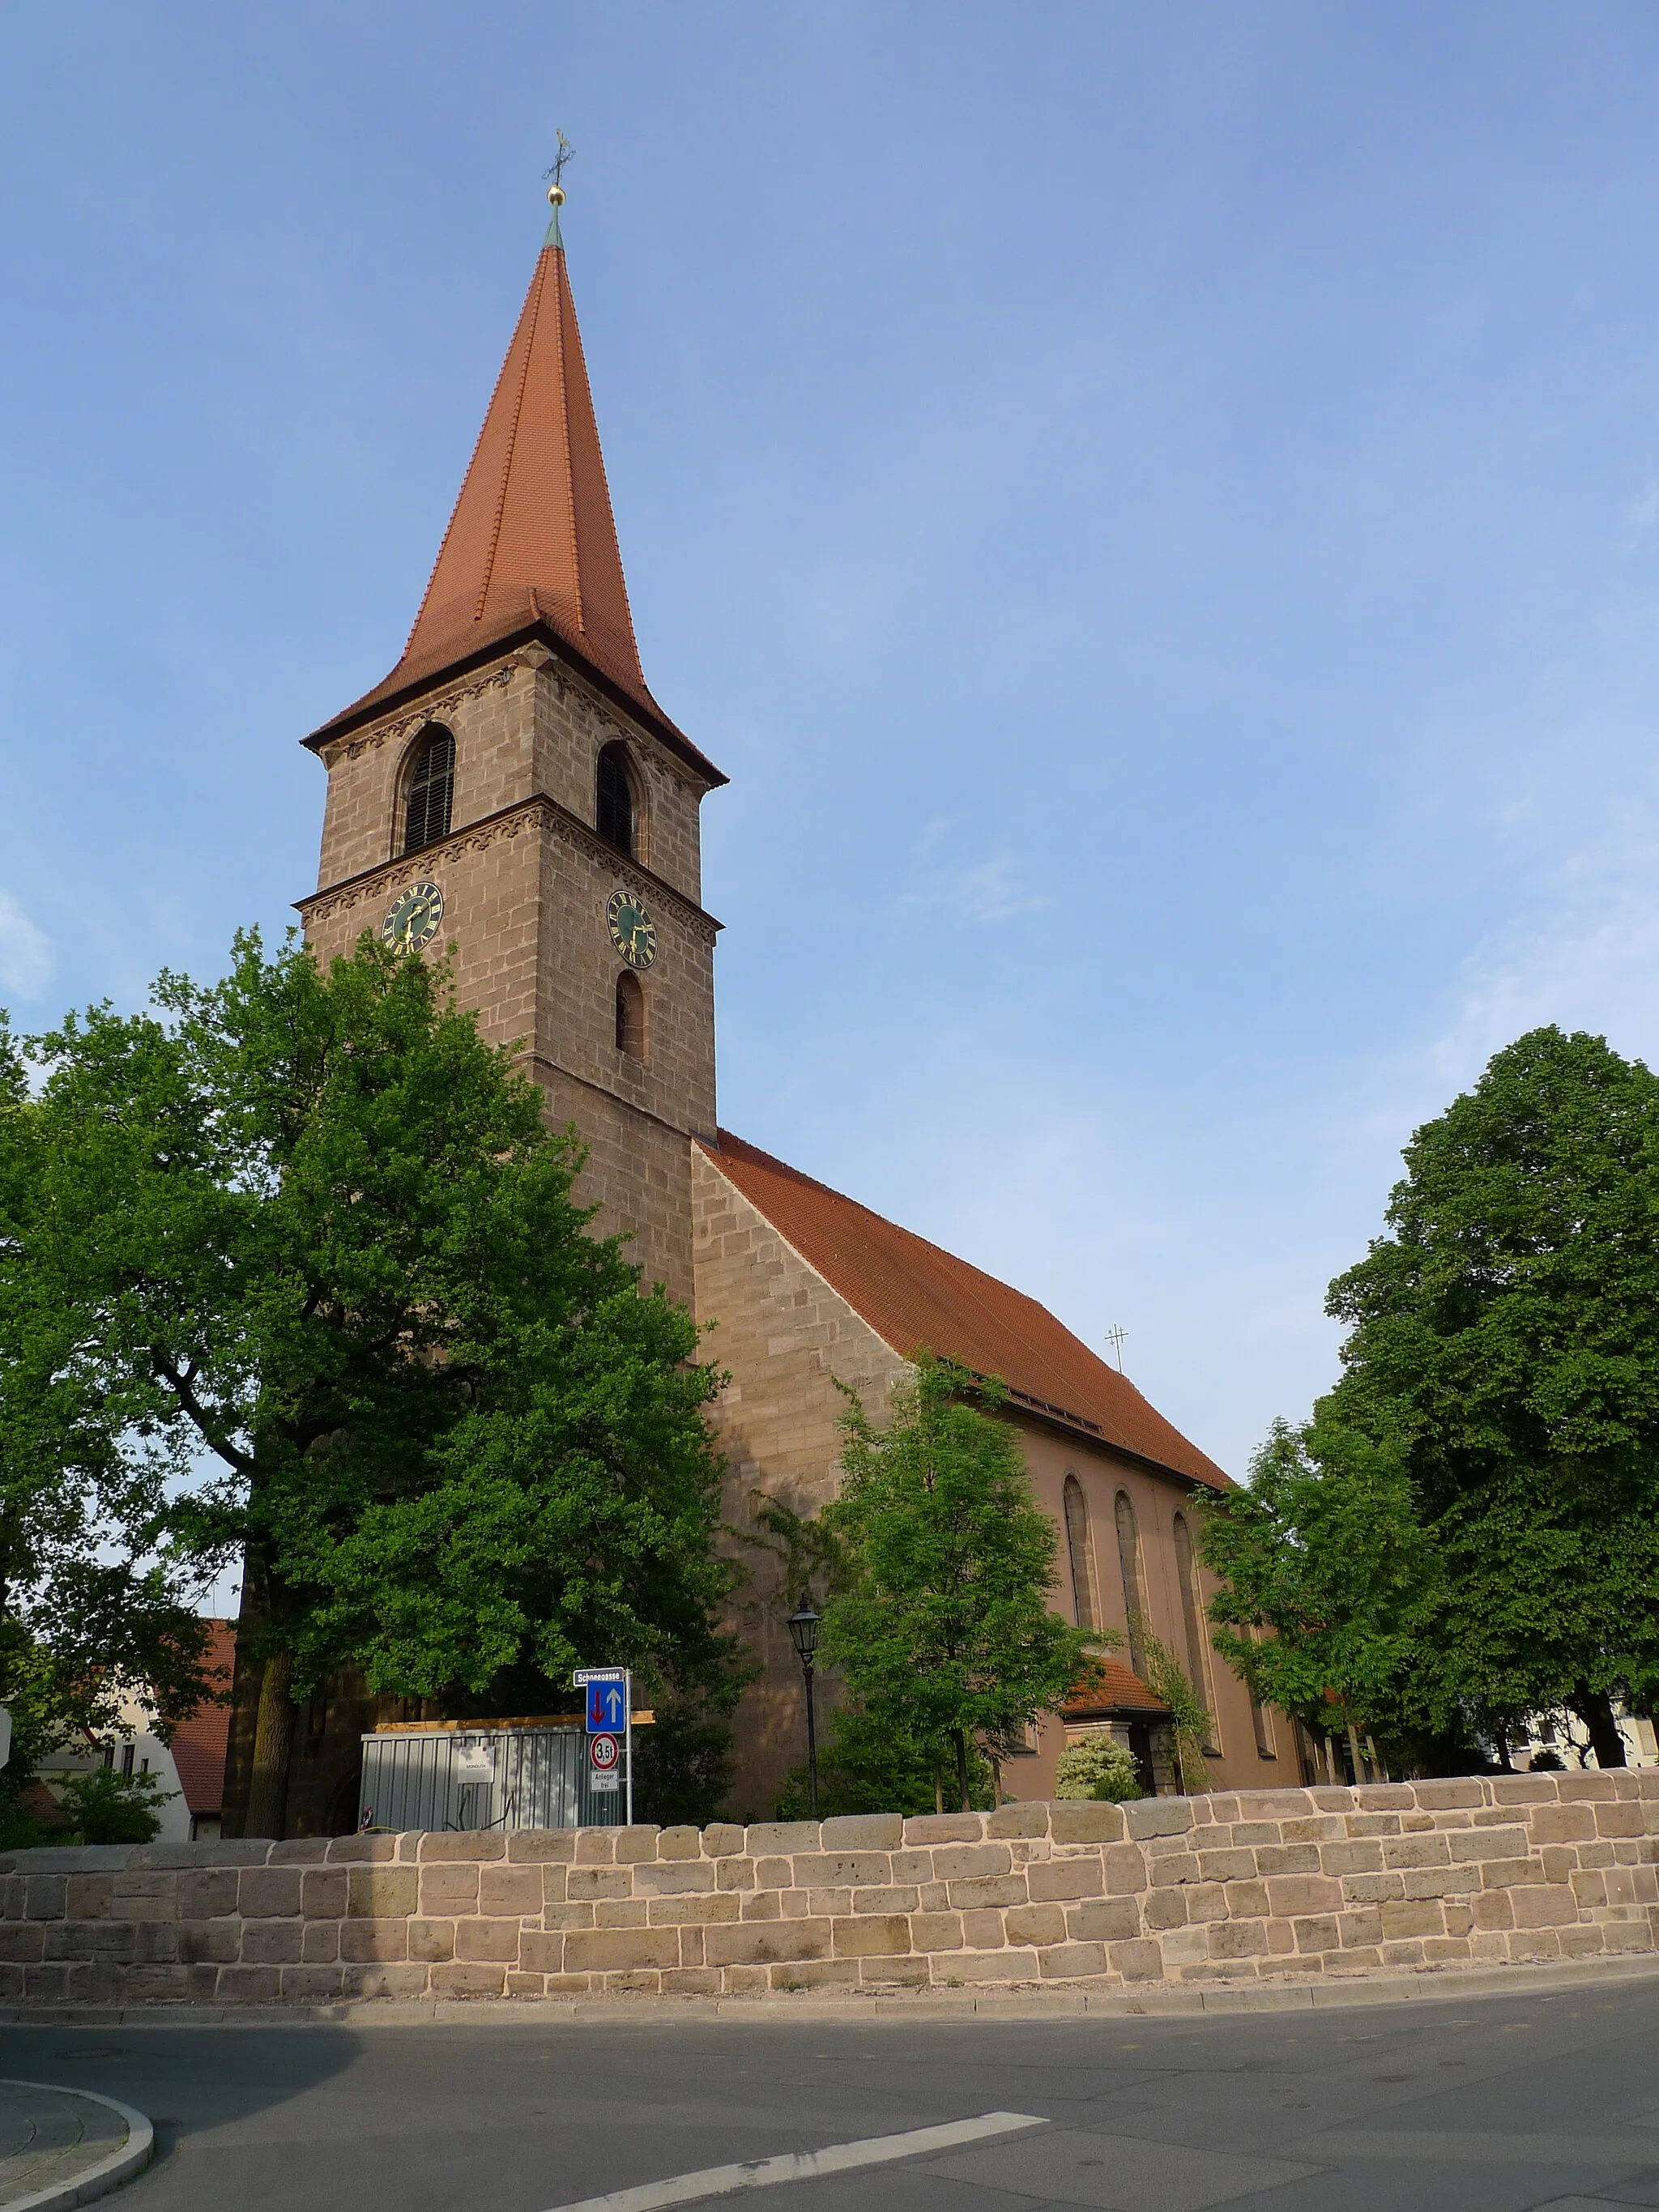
[244,1647,297,1837]
[954,1729,970,1813]
[1572,1688,1627,1769]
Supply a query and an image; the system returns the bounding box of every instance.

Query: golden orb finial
[547,181,565,209]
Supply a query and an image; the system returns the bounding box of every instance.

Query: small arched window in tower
[1063,1475,1098,1633]
[596,742,636,858]
[615,970,645,1059]
[1173,1512,1220,1754]
[1114,1490,1146,1678]
[403,724,455,854]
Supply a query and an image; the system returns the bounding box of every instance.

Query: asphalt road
[11,1977,1659,2212]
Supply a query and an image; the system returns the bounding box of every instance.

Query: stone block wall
[5,1772,1657,2008]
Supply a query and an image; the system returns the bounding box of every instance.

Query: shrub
[57,1766,175,1844]
[0,1791,53,1851]
[773,1706,997,1819]
[1053,1733,1145,1802]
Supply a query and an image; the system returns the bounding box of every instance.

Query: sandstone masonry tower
[297,200,725,1306]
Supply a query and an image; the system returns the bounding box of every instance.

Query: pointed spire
[399,225,648,697]
[311,193,719,782]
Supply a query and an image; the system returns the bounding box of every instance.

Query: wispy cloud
[1435,824,1659,1084]
[896,825,1051,926]
[0,893,50,999]
[1329,803,1659,1217]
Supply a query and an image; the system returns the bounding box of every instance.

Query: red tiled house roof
[1067,1656,1171,1717]
[169,1619,236,1820]
[702,1131,1230,1492]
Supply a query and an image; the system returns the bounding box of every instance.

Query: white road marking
[543,2109,1049,2211]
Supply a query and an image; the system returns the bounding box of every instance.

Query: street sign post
[572,1668,633,1822]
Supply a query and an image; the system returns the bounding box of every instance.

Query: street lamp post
[786,1593,821,1820]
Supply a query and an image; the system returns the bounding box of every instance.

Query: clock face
[382,880,445,953]
[607,888,658,970]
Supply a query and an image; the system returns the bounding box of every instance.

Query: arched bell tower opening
[401,723,455,854]
[596,740,640,859]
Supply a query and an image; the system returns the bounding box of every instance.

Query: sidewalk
[0,2082,151,2212]
[5,1948,1659,2031]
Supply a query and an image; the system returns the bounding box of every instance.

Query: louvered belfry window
[403,725,456,854]
[596,743,634,857]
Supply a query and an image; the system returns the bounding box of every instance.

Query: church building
[237,199,1293,1829]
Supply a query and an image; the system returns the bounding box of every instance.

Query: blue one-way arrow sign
[586,1679,627,1733]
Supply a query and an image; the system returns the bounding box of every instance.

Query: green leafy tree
[1208,1027,1659,1773]
[1198,1418,1439,1767]
[0,1023,215,1789]
[57,1766,175,1845]
[6,931,741,1835]
[1135,1625,1214,1793]
[1324,1027,1659,1767]
[1053,1732,1145,1802]
[818,1356,1094,1812]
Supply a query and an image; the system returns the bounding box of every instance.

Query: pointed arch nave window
[1115,1489,1147,1678]
[1063,1474,1099,1633]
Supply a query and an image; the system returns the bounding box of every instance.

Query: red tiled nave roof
[702,1132,1230,1493]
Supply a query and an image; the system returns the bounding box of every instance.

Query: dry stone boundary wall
[4,1771,1657,2009]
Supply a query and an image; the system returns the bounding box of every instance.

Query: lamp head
[786,1593,821,1664]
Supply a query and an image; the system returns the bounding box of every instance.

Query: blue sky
[5,4,1659,1481]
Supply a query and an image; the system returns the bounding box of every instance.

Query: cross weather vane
[544,131,575,205]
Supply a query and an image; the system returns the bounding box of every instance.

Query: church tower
[297,198,725,1306]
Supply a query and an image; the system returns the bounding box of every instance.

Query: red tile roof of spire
[702,1132,1231,1491]
[310,242,723,782]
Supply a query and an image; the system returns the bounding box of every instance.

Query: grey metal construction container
[358,1724,624,1833]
